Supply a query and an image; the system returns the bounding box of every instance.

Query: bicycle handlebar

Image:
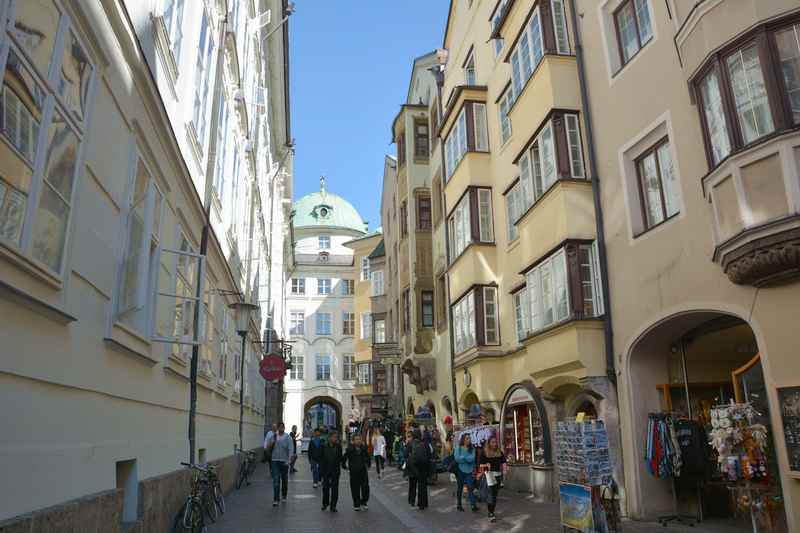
[179,462,213,473]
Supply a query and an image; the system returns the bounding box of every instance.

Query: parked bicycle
[236,449,258,489]
[172,462,224,532]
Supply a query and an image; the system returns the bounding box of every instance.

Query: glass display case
[503,402,545,465]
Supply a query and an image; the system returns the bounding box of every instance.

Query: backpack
[410,441,430,466]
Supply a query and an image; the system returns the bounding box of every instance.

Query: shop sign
[507,387,534,407]
[259,355,285,381]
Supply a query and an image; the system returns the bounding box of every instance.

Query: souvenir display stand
[709,402,783,533]
[556,420,621,533]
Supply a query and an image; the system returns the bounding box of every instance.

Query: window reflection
[32,111,78,270]
[0,49,44,246]
[12,0,60,77]
[58,31,92,123]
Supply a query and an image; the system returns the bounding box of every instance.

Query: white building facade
[283,180,368,440]
[0,0,291,524]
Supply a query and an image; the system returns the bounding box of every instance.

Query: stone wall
[0,449,258,533]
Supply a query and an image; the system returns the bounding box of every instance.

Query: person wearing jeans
[268,422,293,506]
[479,436,507,522]
[454,434,477,512]
[308,429,323,488]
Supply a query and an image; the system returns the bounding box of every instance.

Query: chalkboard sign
[777,386,800,473]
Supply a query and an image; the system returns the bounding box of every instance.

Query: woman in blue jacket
[454,434,478,512]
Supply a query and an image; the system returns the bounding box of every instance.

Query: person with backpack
[342,433,371,511]
[407,429,432,510]
[454,433,478,512]
[319,430,343,512]
[308,428,323,488]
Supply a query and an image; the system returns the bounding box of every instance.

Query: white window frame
[452,290,476,354]
[360,256,370,281]
[478,189,494,243]
[474,103,489,152]
[343,353,355,381]
[290,353,304,380]
[361,312,372,340]
[526,249,569,333]
[342,312,355,336]
[341,278,354,295]
[464,50,476,85]
[505,180,524,241]
[162,0,186,64]
[509,7,544,99]
[317,278,332,295]
[0,9,97,277]
[316,312,332,336]
[371,270,384,296]
[374,319,386,343]
[291,277,305,295]
[513,288,530,341]
[192,10,215,149]
[551,0,571,55]
[444,107,468,180]
[565,114,585,178]
[499,87,513,144]
[483,286,499,345]
[315,354,331,381]
[318,235,331,250]
[448,192,471,260]
[289,311,305,336]
[357,362,372,385]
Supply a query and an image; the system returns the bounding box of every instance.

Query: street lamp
[229,300,260,452]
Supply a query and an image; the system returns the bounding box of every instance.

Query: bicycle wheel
[213,483,226,514]
[203,488,218,523]
[172,501,188,532]
[189,500,206,533]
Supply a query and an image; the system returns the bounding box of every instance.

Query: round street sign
[259,355,285,381]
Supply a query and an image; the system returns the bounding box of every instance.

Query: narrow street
[209,460,736,533]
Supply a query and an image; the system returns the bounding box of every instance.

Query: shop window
[502,388,547,465]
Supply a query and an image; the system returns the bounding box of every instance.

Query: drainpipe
[432,64,460,425]
[568,0,616,387]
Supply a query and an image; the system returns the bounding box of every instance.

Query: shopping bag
[485,471,497,486]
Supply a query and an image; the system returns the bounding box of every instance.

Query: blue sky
[289,1,450,230]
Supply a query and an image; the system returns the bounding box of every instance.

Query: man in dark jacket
[408,429,432,510]
[320,430,343,512]
[308,428,323,488]
[342,434,371,511]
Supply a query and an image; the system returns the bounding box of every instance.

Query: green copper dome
[292,178,368,234]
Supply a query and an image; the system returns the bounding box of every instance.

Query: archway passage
[303,396,342,437]
[627,311,787,530]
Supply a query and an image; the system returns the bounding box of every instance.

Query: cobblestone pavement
[208,459,751,533]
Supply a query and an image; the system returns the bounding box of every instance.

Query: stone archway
[303,396,343,435]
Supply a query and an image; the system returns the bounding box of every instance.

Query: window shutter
[591,240,605,316]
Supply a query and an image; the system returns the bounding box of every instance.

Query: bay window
[505,180,524,242]
[694,15,800,170]
[448,187,494,262]
[451,285,499,354]
[499,86,513,144]
[444,102,489,180]
[522,241,604,337]
[374,319,386,343]
[0,4,95,275]
[514,112,585,218]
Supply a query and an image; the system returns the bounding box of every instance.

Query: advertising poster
[559,483,594,532]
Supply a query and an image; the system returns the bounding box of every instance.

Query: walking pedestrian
[372,428,386,479]
[408,429,432,510]
[263,424,277,476]
[393,435,405,470]
[343,433,371,511]
[289,425,299,473]
[479,436,507,522]
[269,422,293,507]
[320,430,343,512]
[454,433,478,512]
[308,428,323,488]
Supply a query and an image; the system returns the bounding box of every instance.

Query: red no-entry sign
[259,355,285,381]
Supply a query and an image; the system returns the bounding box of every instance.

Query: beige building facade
[0,0,291,524]
[573,0,800,528]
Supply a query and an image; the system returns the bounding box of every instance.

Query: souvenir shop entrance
[627,312,787,532]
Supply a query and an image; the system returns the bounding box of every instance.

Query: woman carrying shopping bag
[478,436,507,522]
